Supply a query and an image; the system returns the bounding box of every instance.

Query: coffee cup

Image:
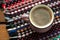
[29,4,54,33]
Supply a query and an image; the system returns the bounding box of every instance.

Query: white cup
[29,4,54,33]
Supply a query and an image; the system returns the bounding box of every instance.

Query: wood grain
[0,10,9,40]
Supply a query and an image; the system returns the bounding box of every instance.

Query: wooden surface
[0,11,5,22]
[0,24,9,40]
[0,10,9,40]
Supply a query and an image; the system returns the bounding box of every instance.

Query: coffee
[31,7,51,26]
[29,5,54,29]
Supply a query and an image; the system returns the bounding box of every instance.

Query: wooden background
[0,11,9,40]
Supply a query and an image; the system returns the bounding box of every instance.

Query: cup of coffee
[29,4,54,33]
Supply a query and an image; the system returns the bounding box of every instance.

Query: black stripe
[0,22,7,24]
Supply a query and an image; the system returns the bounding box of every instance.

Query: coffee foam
[29,5,54,28]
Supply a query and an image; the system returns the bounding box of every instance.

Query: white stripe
[7,10,59,22]
[8,27,16,31]
[42,0,45,3]
[10,31,33,38]
[5,0,60,14]
[45,0,48,2]
[17,26,20,28]
[10,36,18,38]
[58,20,60,23]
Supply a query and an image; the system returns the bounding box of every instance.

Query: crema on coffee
[30,7,52,26]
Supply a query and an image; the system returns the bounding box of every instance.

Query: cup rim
[29,4,54,28]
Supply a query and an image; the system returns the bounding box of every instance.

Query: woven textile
[3,0,60,40]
